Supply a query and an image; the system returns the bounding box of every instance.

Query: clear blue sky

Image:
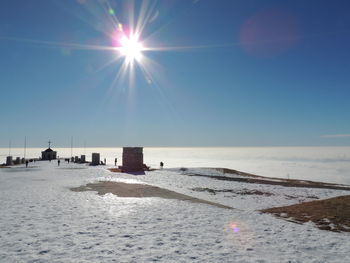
[1,0,350,147]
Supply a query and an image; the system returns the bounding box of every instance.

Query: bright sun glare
[118,34,144,63]
[3,1,207,92]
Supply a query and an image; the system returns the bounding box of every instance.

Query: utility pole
[70,136,73,158]
[24,136,27,159]
[8,140,11,156]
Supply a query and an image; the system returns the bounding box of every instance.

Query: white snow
[0,161,350,263]
[2,147,350,185]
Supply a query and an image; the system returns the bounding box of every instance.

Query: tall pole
[24,136,27,159]
[70,136,73,158]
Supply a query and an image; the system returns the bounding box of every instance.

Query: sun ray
[103,0,122,26]
[93,54,124,74]
[0,0,241,107]
[140,1,197,44]
[135,0,158,39]
[135,55,181,119]
[0,36,116,52]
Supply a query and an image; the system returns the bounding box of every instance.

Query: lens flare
[0,0,234,106]
[108,8,115,15]
[229,223,240,233]
[118,23,123,32]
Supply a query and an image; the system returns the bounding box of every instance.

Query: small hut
[41,141,57,160]
[41,148,57,160]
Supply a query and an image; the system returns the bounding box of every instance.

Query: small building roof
[44,148,54,153]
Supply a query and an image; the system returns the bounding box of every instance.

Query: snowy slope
[0,161,349,263]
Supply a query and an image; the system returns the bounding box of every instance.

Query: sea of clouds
[1,147,350,184]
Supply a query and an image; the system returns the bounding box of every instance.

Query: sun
[118,34,144,63]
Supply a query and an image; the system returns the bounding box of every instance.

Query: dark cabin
[41,148,57,160]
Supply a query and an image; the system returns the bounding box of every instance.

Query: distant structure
[91,153,100,165]
[41,141,57,160]
[6,156,13,166]
[122,147,144,172]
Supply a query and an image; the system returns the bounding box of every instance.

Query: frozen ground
[2,147,350,185]
[1,161,350,263]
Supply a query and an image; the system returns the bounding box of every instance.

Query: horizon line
[1,145,350,149]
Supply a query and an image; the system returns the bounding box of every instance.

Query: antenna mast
[70,136,73,158]
[24,136,27,159]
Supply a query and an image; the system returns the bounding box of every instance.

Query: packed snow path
[0,161,349,262]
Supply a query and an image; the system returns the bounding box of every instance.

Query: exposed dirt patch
[284,194,319,200]
[185,168,350,191]
[108,168,157,173]
[214,168,262,178]
[261,195,350,232]
[108,168,122,173]
[192,187,274,196]
[59,168,87,170]
[71,181,233,209]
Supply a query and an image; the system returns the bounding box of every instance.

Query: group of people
[25,157,165,169]
[25,159,36,168]
[113,158,164,169]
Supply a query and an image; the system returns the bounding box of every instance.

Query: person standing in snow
[58,159,60,166]
[114,158,117,166]
[160,161,164,169]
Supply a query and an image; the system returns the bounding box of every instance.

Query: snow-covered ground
[2,147,350,185]
[1,161,350,263]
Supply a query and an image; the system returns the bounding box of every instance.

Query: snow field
[0,161,349,262]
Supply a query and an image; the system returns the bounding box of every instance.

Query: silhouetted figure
[68,159,70,164]
[160,161,164,169]
[104,158,106,165]
[25,160,29,168]
[58,159,60,166]
[143,164,150,171]
[114,158,117,166]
